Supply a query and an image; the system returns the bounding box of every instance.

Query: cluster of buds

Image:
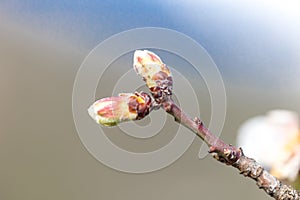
[237,110,300,182]
[88,50,173,126]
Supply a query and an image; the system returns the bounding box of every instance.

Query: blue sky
[1,0,300,89]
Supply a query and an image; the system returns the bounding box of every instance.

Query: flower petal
[237,109,300,181]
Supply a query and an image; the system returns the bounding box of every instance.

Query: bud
[237,110,300,181]
[133,50,173,102]
[88,92,152,126]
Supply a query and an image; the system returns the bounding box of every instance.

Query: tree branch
[164,99,300,200]
[88,50,300,200]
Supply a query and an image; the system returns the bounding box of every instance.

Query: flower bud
[133,50,173,101]
[88,92,152,126]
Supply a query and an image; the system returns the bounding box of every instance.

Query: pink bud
[133,50,172,89]
[88,92,152,126]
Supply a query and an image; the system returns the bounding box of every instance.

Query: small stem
[164,100,241,163]
[163,100,300,200]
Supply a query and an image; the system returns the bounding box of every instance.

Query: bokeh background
[1,1,300,199]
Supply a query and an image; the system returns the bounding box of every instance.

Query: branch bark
[163,99,299,200]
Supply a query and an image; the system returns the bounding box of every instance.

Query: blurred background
[1,0,300,199]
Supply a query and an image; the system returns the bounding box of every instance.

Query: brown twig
[89,50,300,200]
[163,99,300,200]
[132,50,299,199]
